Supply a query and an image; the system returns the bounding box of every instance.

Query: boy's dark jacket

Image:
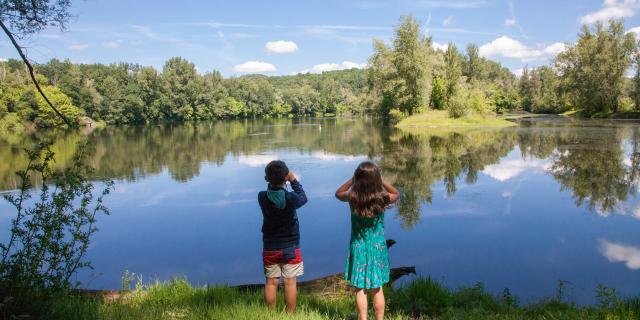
[258,179,307,250]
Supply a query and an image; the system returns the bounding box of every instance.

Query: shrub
[447,90,470,118]
[0,113,24,134]
[388,108,405,123]
[469,88,493,114]
[0,140,113,317]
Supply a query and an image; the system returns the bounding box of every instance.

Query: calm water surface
[1,118,640,304]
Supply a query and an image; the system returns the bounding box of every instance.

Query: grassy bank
[396,111,517,129]
[50,278,640,320]
[561,109,640,119]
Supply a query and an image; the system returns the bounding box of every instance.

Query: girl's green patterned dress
[344,212,390,289]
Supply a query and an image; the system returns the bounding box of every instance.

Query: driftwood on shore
[233,266,416,298]
[233,239,416,298]
[74,239,414,301]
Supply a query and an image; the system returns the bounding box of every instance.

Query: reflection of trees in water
[516,125,640,214]
[385,125,640,226]
[3,120,640,226]
[0,119,385,187]
[544,127,639,213]
[379,129,518,228]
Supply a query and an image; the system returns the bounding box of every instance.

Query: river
[1,117,639,304]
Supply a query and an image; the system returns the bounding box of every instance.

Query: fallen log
[233,239,416,298]
[73,239,413,301]
[233,266,416,298]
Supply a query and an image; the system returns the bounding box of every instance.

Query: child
[335,161,399,320]
[258,160,307,313]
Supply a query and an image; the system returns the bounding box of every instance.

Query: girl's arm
[382,181,399,204]
[335,178,352,202]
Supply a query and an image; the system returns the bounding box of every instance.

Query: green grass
[561,109,640,119]
[396,110,517,129]
[49,278,640,320]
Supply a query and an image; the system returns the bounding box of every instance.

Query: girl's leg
[355,288,368,320]
[264,277,279,308]
[371,287,385,320]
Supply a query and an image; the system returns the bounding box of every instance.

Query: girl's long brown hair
[349,161,389,217]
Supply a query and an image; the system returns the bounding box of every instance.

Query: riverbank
[396,110,517,129]
[50,278,639,320]
[562,109,640,119]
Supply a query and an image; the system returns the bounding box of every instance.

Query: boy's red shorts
[262,247,303,278]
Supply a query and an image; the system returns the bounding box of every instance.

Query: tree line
[2,16,640,130]
[0,58,370,129]
[369,16,640,120]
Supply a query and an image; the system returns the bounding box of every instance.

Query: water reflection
[3,119,640,302]
[2,119,640,227]
[599,239,640,270]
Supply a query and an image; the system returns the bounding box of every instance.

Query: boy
[258,160,307,313]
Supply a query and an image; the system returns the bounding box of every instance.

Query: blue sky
[2,0,640,77]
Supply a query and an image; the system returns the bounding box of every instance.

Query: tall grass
[51,278,640,320]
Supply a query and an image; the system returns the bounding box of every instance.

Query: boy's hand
[286,171,296,182]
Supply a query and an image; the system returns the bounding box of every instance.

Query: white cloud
[300,61,366,74]
[482,158,551,181]
[543,42,567,56]
[68,44,89,50]
[237,154,277,167]
[433,42,448,51]
[504,18,517,26]
[102,40,122,48]
[0,58,7,62]
[628,26,640,34]
[265,40,298,53]
[311,151,367,162]
[443,15,454,26]
[599,239,640,270]
[633,205,640,219]
[233,61,277,73]
[479,36,565,62]
[580,0,640,24]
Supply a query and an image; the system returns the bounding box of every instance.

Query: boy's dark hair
[265,160,289,185]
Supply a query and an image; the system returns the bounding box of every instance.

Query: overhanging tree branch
[0,19,72,127]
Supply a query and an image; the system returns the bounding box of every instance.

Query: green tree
[391,15,432,115]
[634,40,640,110]
[34,86,82,127]
[443,42,462,108]
[368,39,396,115]
[464,44,482,83]
[556,19,635,115]
[158,57,201,121]
[430,76,447,110]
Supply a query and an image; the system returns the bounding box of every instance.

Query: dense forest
[1,16,640,130]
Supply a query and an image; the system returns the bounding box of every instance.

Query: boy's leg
[283,277,297,313]
[281,260,303,313]
[263,249,284,309]
[355,288,368,320]
[371,287,385,320]
[264,277,279,308]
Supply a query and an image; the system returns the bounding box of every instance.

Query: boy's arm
[257,192,267,211]
[289,179,307,208]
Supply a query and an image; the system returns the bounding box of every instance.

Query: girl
[335,161,399,320]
